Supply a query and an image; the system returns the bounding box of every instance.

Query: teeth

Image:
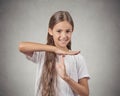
[59,39,67,41]
[60,40,67,42]
[59,38,68,43]
[60,40,66,41]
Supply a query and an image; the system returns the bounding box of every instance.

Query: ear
[48,28,53,36]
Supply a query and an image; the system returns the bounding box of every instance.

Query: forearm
[19,42,56,53]
[63,76,89,96]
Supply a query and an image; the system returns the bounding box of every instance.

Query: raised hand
[56,55,67,79]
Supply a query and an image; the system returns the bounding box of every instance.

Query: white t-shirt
[26,51,90,96]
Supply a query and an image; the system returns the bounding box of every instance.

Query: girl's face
[49,21,73,50]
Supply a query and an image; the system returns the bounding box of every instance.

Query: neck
[57,46,69,52]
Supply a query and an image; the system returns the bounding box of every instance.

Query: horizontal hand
[54,48,80,55]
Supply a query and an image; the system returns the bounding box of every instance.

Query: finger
[67,50,80,55]
[60,55,64,64]
[56,63,61,71]
[62,55,66,69]
[55,63,59,69]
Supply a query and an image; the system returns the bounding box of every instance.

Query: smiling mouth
[60,41,67,43]
[58,36,70,44]
[59,39,69,44]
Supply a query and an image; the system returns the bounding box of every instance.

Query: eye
[66,30,72,33]
[57,29,62,33]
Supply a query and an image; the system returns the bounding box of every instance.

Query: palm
[56,55,67,79]
[55,48,80,55]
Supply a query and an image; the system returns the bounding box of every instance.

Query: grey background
[0,0,120,96]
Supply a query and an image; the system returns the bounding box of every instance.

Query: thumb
[60,55,64,64]
[68,50,80,55]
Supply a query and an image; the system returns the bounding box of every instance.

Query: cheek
[54,33,60,38]
[53,34,59,40]
[67,34,72,38]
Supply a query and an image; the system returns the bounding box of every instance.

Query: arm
[56,55,89,96]
[64,76,89,96]
[18,42,80,56]
[18,42,56,56]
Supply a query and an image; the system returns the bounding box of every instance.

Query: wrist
[63,75,70,82]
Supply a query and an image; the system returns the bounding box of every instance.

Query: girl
[19,11,90,96]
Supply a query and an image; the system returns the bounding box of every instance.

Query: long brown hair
[38,11,74,96]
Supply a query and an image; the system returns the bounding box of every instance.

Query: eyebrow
[57,28,72,30]
[65,29,73,32]
[66,29,72,30]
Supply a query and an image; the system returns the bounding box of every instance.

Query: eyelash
[57,30,62,33]
[66,30,71,33]
[57,30,71,33]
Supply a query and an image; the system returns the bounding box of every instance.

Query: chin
[59,44,67,48]
[56,42,69,48]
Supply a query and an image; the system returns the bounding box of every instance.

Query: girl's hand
[54,47,80,55]
[56,55,68,79]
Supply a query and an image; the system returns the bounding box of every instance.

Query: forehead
[53,21,72,30]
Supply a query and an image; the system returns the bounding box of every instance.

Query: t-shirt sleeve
[76,54,90,80]
[26,51,43,64]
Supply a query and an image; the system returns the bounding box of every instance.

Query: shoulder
[26,51,45,63]
[34,51,45,56]
[64,53,85,62]
[74,53,85,61]
[72,53,87,67]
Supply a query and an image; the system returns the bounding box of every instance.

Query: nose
[61,32,67,38]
